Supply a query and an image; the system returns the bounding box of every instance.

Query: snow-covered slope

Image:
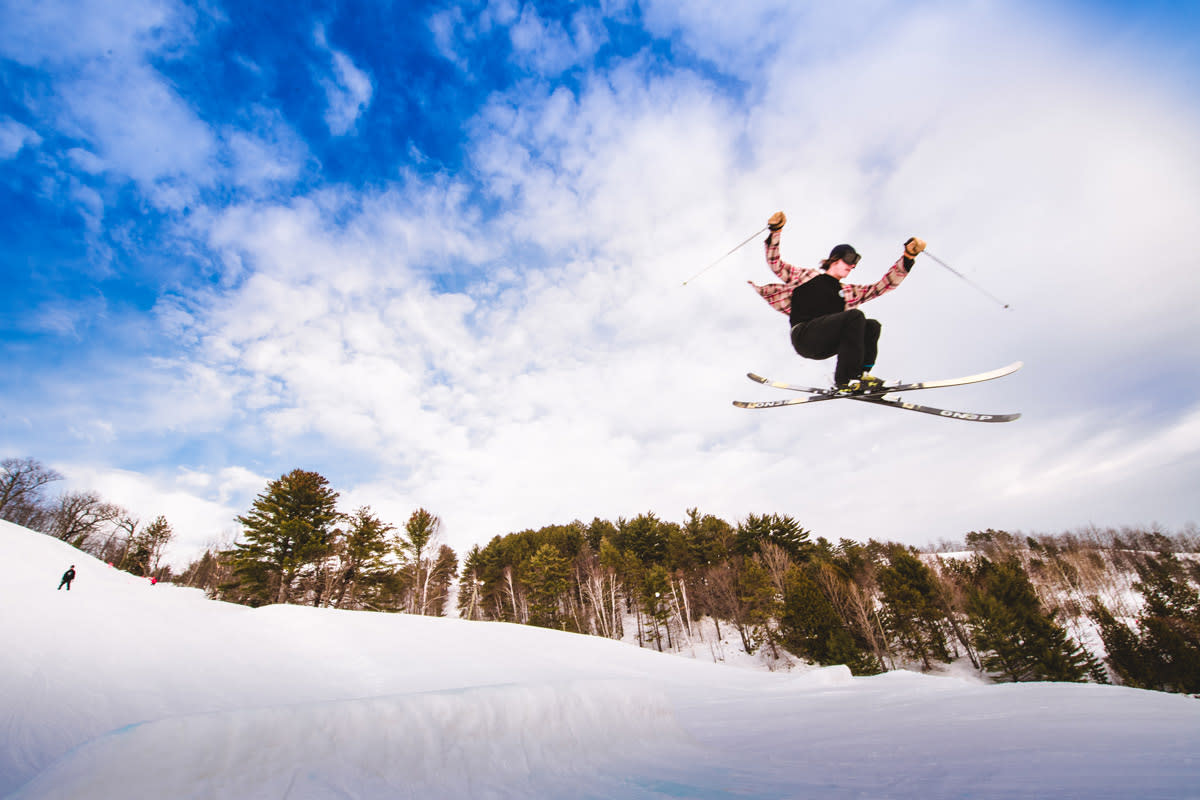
[3,520,1198,799]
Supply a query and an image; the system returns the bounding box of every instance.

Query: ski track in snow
[3,520,1199,799]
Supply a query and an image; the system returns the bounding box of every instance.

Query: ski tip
[747,372,767,383]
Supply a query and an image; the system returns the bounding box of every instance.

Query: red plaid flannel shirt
[748,229,910,315]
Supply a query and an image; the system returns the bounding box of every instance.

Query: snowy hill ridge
[4,519,1200,799]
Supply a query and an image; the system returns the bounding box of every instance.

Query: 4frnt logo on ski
[733,362,1022,423]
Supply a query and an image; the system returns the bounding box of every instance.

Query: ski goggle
[838,252,861,266]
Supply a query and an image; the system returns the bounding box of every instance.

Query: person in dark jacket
[749,211,925,392]
[58,565,76,590]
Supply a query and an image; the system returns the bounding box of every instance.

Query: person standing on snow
[58,565,76,591]
[749,211,925,392]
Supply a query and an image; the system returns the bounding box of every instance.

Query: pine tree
[1090,554,1200,693]
[964,557,1095,682]
[780,564,880,675]
[735,513,812,561]
[425,544,459,617]
[458,545,486,620]
[331,506,394,609]
[614,513,669,565]
[229,469,341,606]
[682,508,735,569]
[877,549,952,670]
[123,516,174,577]
[396,508,444,615]
[641,564,675,650]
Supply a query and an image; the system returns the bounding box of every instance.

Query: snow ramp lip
[9,679,686,799]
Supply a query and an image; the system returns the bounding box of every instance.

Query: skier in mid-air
[748,211,925,393]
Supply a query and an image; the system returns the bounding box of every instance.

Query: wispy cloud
[0,118,42,159]
[1,0,214,207]
[222,108,310,191]
[508,5,608,75]
[314,24,374,136]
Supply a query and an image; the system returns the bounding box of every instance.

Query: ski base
[734,362,1022,423]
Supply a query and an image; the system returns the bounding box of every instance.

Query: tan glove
[768,211,787,231]
[904,237,926,258]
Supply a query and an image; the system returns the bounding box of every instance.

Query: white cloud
[64,60,217,202]
[432,1,610,78]
[0,117,42,158]
[66,147,105,174]
[0,0,189,66]
[8,2,1199,562]
[314,24,374,136]
[509,5,607,75]
[1,0,217,209]
[429,7,469,72]
[56,463,269,564]
[223,108,309,191]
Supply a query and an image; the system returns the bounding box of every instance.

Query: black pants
[790,309,881,386]
[58,579,72,590]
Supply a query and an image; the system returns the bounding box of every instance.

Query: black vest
[789,273,845,326]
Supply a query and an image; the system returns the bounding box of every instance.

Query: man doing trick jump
[748,211,925,393]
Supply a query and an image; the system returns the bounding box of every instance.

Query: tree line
[7,458,1197,694]
[455,516,1198,693]
[1,457,174,578]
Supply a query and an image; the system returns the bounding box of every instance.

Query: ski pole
[922,251,1011,309]
[682,226,768,286]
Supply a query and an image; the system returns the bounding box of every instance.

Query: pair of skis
[733,362,1022,423]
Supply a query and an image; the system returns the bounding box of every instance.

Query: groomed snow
[3,520,1198,799]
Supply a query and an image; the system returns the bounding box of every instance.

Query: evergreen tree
[963,557,1094,682]
[614,513,670,565]
[593,536,625,638]
[229,469,341,605]
[877,549,952,670]
[425,544,460,617]
[641,564,675,650]
[332,506,395,609]
[396,508,453,615]
[458,545,486,620]
[1090,554,1200,693]
[123,515,174,577]
[1089,602,1142,685]
[584,517,618,552]
[683,508,735,569]
[779,564,880,675]
[735,513,812,561]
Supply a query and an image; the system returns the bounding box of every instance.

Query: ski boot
[835,373,886,395]
[855,373,886,394]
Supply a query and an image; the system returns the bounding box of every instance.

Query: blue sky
[3,0,1199,565]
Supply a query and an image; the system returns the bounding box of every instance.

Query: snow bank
[5,520,1200,799]
[10,681,684,800]
[0,521,715,795]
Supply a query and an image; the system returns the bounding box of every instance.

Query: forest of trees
[456,519,1198,693]
[6,457,1198,695]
